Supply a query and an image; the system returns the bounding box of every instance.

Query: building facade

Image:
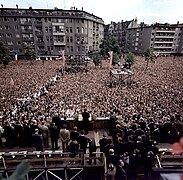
[104,19,139,53]
[0,7,104,58]
[105,20,183,55]
[126,23,183,55]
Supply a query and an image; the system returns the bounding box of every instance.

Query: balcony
[154,41,173,44]
[34,21,42,27]
[21,29,33,33]
[35,31,43,36]
[23,37,34,41]
[155,35,174,38]
[154,46,172,49]
[153,50,172,54]
[156,30,175,33]
[53,31,65,36]
[36,40,45,45]
[20,21,32,25]
[53,41,66,46]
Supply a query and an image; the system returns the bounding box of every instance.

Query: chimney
[82,7,83,11]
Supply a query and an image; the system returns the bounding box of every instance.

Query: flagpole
[109,51,113,68]
[62,49,65,76]
[109,51,113,88]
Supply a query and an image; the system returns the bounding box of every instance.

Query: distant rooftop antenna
[70,1,75,10]
[64,0,66,9]
[46,0,48,8]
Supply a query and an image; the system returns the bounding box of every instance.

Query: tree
[100,39,110,58]
[144,48,156,71]
[93,51,102,67]
[100,38,120,58]
[24,43,36,64]
[112,52,120,66]
[0,39,10,68]
[125,52,135,69]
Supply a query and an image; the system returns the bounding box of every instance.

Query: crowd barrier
[157,149,183,169]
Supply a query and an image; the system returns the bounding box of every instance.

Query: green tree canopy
[0,39,10,68]
[144,48,156,70]
[24,44,36,60]
[99,38,120,58]
[112,52,120,65]
[93,51,102,67]
[125,52,135,69]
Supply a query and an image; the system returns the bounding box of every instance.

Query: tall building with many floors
[104,19,138,53]
[0,7,104,59]
[105,20,183,55]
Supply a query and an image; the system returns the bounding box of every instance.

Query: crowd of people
[0,56,183,178]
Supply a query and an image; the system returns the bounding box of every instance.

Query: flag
[15,54,18,61]
[62,49,65,66]
[109,51,113,68]
[10,78,14,86]
[14,49,19,65]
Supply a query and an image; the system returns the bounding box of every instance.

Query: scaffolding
[108,68,134,88]
[0,151,106,180]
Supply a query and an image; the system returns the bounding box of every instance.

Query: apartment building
[151,23,183,55]
[126,23,183,55]
[0,7,104,58]
[105,20,183,55]
[104,19,139,53]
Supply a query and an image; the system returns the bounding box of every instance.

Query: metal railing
[0,151,106,180]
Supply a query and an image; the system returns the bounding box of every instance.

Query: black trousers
[51,138,58,150]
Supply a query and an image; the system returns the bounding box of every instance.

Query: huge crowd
[0,56,183,179]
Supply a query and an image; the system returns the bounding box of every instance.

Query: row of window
[65,27,85,34]
[53,35,65,42]
[0,33,33,39]
[0,33,13,38]
[45,27,52,32]
[0,25,23,30]
[53,25,64,33]
[0,24,100,36]
[66,45,88,52]
[2,17,85,23]
[4,41,22,46]
[2,17,18,22]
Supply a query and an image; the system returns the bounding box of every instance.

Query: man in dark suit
[99,133,108,154]
[82,109,90,134]
[77,130,89,154]
[52,115,62,129]
[23,121,32,147]
[3,121,14,148]
[32,129,43,151]
[70,126,79,141]
[77,130,90,164]
[14,121,24,147]
[49,123,59,150]
[88,138,97,164]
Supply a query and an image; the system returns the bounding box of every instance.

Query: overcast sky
[1,0,183,24]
